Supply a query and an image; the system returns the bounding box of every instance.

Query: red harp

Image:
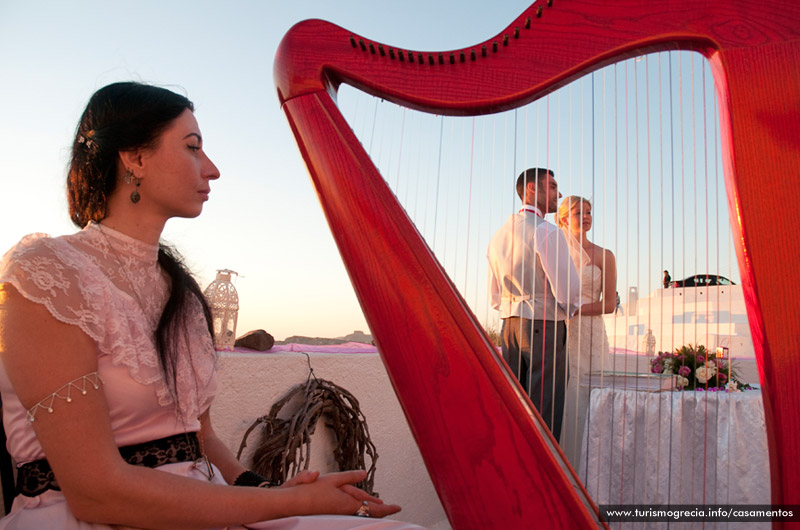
[274,1,800,528]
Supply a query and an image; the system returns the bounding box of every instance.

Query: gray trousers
[501,317,568,441]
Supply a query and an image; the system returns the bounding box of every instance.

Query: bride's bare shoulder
[589,244,615,267]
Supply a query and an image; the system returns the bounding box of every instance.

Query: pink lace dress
[0,223,421,530]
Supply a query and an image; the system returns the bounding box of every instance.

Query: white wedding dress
[561,263,611,475]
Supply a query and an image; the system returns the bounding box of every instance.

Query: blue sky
[0,0,737,341]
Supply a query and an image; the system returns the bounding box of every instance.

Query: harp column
[710,39,800,509]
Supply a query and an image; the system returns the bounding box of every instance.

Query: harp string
[630,53,640,498]
[660,50,674,509]
[563,74,580,475]
[544,92,553,433]
[642,53,654,504]
[621,57,632,504]
[469,117,484,312]
[411,113,426,233]
[698,52,710,505]
[680,50,688,348]
[394,108,406,191]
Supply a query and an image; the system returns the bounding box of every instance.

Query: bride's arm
[0,284,399,529]
[577,249,617,316]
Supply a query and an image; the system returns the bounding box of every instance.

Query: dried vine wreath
[236,368,379,495]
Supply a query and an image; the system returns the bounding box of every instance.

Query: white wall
[211,352,450,530]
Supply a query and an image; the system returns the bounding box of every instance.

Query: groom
[487,167,581,441]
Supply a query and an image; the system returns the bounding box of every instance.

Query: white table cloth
[580,388,770,529]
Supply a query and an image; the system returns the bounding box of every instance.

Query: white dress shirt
[487,205,581,321]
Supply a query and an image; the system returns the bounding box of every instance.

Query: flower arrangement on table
[650,344,752,391]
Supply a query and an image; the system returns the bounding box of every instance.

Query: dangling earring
[124,170,141,204]
[130,179,141,204]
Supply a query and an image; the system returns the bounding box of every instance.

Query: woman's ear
[118,149,145,175]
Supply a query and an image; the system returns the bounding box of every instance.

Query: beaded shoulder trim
[26,372,104,423]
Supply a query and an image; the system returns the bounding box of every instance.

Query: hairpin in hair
[77,130,96,150]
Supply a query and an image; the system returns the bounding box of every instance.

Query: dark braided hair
[67,81,214,398]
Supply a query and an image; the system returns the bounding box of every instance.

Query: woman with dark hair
[0,82,419,529]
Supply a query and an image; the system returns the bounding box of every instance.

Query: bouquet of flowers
[650,344,752,391]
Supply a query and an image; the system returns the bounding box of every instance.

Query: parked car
[672,274,736,287]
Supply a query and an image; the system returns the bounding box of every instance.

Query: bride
[556,196,616,473]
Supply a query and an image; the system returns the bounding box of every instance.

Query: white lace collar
[87,221,160,263]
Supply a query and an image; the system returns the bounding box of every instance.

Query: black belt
[16,432,201,497]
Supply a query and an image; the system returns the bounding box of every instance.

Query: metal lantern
[203,269,239,351]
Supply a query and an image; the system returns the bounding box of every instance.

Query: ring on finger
[355,500,371,517]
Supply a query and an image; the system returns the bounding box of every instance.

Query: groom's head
[517,167,560,213]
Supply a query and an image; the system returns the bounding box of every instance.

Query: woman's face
[566,201,592,236]
[137,109,220,220]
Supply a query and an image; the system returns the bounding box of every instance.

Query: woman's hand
[354,498,402,518]
[339,475,402,517]
[281,470,320,487]
[292,470,401,518]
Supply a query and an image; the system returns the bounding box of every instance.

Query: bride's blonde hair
[557,196,591,229]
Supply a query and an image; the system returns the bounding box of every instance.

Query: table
[580,388,770,529]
